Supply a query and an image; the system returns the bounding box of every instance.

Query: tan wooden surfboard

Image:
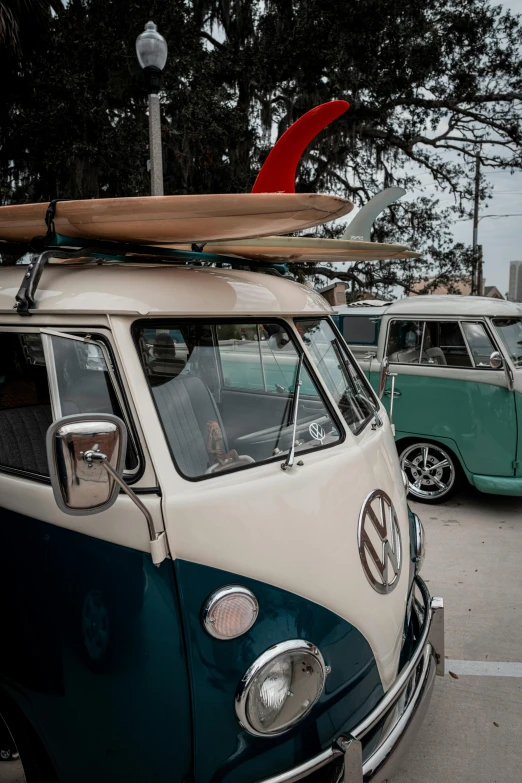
[0,193,353,244]
[170,235,420,262]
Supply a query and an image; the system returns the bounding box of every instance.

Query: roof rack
[2,234,290,316]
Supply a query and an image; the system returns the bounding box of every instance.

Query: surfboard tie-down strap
[31,198,70,250]
[13,198,70,315]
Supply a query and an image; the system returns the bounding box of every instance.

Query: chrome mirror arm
[83,447,167,565]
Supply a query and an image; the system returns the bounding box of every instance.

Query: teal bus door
[377,366,516,477]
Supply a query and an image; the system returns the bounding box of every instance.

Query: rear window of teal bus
[340,315,379,346]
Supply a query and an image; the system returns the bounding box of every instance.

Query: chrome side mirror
[489,351,503,370]
[46,414,127,516]
[378,357,390,399]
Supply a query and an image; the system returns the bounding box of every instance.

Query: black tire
[399,440,462,504]
[0,693,56,782]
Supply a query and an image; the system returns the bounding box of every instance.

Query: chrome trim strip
[352,577,431,740]
[362,644,432,778]
[256,746,343,783]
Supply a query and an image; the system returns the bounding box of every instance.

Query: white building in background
[508,261,522,302]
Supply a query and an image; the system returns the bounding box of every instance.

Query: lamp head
[136,21,168,71]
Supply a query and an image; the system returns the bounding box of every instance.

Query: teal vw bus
[0,245,443,783]
[334,295,522,503]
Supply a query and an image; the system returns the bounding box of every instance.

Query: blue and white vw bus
[0,254,443,783]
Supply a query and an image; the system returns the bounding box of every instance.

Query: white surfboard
[170,235,419,263]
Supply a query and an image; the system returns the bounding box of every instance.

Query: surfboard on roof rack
[0,192,353,245]
[170,236,420,263]
[2,100,420,316]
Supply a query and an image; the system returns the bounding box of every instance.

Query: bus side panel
[0,508,192,783]
[377,373,516,477]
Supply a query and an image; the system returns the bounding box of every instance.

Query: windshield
[296,318,377,433]
[135,321,342,479]
[492,318,522,367]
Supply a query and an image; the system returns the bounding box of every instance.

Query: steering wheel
[205,455,255,475]
[235,414,332,447]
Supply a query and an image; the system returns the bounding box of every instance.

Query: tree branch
[199,30,224,49]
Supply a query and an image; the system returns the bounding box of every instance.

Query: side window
[0,333,52,476]
[0,331,138,479]
[386,320,424,364]
[387,320,473,368]
[425,322,472,368]
[341,315,379,346]
[44,334,139,472]
[461,322,496,367]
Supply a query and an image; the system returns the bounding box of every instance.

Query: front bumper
[259,578,444,783]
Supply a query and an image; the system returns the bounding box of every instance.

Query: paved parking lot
[395,487,522,783]
[0,760,23,782]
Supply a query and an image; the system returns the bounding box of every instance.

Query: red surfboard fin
[251,100,350,194]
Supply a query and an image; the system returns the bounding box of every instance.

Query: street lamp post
[136,21,168,196]
[471,154,481,295]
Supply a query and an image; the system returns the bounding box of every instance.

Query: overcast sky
[452,0,522,296]
[338,1,522,296]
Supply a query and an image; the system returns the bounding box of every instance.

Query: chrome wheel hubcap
[400,443,455,500]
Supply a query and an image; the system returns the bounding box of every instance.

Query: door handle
[384,389,401,397]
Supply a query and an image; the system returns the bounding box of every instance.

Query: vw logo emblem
[309,422,325,442]
[358,489,402,594]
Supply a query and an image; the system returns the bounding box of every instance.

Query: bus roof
[0,263,333,317]
[335,295,521,319]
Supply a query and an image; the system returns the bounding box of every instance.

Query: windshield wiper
[281,353,304,471]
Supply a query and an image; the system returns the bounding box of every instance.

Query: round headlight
[202,586,258,640]
[236,640,326,737]
[413,513,426,574]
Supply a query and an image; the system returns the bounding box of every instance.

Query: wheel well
[0,687,58,783]
[396,437,464,477]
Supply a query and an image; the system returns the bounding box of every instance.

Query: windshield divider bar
[281,353,303,471]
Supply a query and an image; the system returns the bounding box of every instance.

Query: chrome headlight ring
[235,640,326,737]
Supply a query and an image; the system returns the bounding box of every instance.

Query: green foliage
[0,0,61,54]
[1,0,522,294]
